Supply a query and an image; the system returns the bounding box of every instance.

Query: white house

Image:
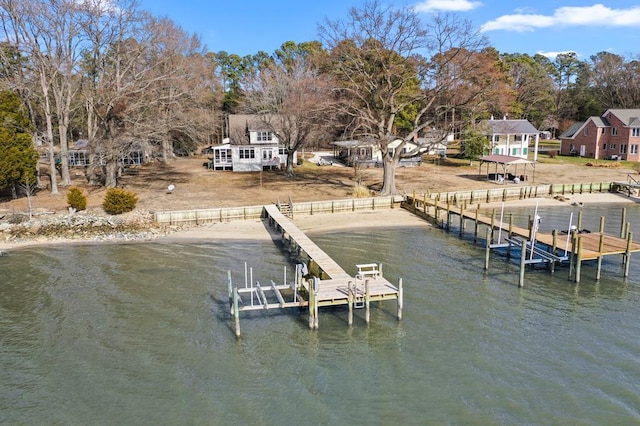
[332,130,453,167]
[479,117,540,161]
[208,114,296,172]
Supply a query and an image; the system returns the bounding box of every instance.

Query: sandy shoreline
[0,192,637,252]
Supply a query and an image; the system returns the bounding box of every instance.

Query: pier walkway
[404,195,640,284]
[227,204,403,336]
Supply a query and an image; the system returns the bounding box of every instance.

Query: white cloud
[481,4,640,32]
[414,0,482,13]
[536,50,577,60]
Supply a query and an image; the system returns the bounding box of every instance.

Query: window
[256,131,272,141]
[262,149,273,160]
[523,147,529,155]
[602,128,607,135]
[611,143,616,150]
[633,128,640,137]
[239,148,255,159]
[584,128,589,136]
[215,149,231,162]
[620,144,627,154]
[279,147,286,155]
[603,143,607,150]
[631,144,638,154]
[511,147,519,156]
[612,127,618,136]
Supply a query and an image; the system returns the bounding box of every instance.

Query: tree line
[1,0,639,197]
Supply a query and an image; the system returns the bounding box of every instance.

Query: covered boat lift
[479,155,535,184]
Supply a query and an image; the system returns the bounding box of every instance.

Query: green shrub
[66,186,87,211]
[102,188,138,215]
[297,157,304,165]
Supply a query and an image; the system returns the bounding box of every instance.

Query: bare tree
[320,1,498,195]
[242,41,335,177]
[0,0,89,190]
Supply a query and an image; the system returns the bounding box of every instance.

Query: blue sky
[138,0,640,60]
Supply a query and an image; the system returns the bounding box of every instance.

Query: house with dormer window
[478,117,540,161]
[559,109,640,161]
[208,114,296,172]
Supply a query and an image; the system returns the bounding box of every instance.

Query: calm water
[1,203,640,425]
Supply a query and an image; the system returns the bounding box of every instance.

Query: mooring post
[233,287,241,337]
[459,204,464,238]
[490,209,496,243]
[228,271,234,314]
[575,236,583,284]
[620,208,627,238]
[397,278,403,321]
[569,231,577,281]
[365,279,371,324]
[348,281,354,326]
[484,228,492,270]
[519,238,526,288]
[474,205,480,243]
[596,231,605,281]
[624,232,633,278]
[577,211,583,232]
[308,280,315,329]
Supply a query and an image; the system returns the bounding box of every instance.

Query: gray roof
[558,122,583,139]
[479,119,538,135]
[228,114,272,133]
[603,109,640,126]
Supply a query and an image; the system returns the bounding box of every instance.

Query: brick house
[559,109,640,161]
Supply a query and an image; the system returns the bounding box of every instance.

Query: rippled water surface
[1,203,639,424]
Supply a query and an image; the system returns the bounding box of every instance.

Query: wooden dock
[227,205,403,336]
[403,195,640,284]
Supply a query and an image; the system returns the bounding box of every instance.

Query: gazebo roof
[479,155,533,165]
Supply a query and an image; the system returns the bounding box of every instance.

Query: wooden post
[446,199,451,230]
[474,205,480,243]
[233,287,241,337]
[569,231,576,281]
[484,228,491,270]
[397,278,403,320]
[577,211,583,232]
[575,236,583,283]
[596,230,605,281]
[228,271,234,314]
[348,281,354,326]
[423,193,427,214]
[459,204,464,238]
[624,232,633,278]
[364,279,371,324]
[507,214,514,259]
[519,239,526,288]
[620,208,627,238]
[308,280,315,329]
[490,209,496,244]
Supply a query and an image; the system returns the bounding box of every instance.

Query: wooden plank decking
[226,205,403,335]
[404,196,640,263]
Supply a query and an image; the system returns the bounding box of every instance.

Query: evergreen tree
[0,90,38,198]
